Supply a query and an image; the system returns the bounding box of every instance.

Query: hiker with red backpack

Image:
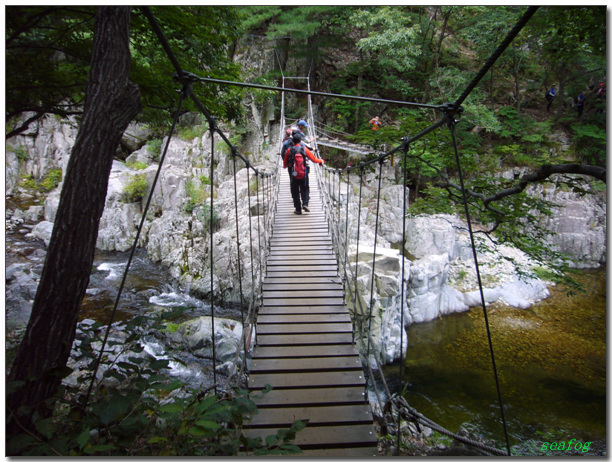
[283,129,325,215]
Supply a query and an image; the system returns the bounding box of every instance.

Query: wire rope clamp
[440,103,464,126]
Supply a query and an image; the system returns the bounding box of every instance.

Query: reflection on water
[387,269,606,456]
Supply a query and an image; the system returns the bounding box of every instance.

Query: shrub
[6,311,306,456]
[184,180,209,213]
[123,173,149,203]
[39,169,63,192]
[178,124,207,141]
[196,203,221,232]
[146,139,163,162]
[126,160,148,170]
[10,145,29,162]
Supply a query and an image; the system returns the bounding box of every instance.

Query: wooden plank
[246,404,374,428]
[263,283,341,291]
[249,370,366,390]
[243,424,378,449]
[296,447,379,457]
[263,290,343,299]
[265,266,338,274]
[268,248,333,255]
[255,333,353,346]
[269,246,333,253]
[258,305,349,315]
[250,387,366,408]
[250,356,363,373]
[251,344,359,359]
[264,278,341,286]
[266,264,339,272]
[269,238,332,245]
[267,255,337,262]
[262,298,344,306]
[257,313,351,324]
[264,266,338,281]
[256,322,353,335]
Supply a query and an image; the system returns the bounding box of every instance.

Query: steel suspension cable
[232,155,245,328]
[453,6,539,109]
[255,173,264,297]
[397,143,410,452]
[209,128,217,391]
[447,117,511,456]
[246,168,255,296]
[366,160,384,361]
[352,170,366,325]
[85,85,187,406]
[343,169,351,289]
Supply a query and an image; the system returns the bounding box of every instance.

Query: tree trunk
[7,6,142,436]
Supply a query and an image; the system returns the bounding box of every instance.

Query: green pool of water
[389,269,606,456]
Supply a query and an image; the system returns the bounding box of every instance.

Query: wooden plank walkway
[245,171,378,456]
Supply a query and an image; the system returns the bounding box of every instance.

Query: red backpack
[289,145,306,180]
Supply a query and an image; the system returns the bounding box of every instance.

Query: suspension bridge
[86,6,543,456]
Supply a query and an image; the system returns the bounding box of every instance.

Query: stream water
[384,270,606,456]
[6,224,242,391]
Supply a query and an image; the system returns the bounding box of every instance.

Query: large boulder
[168,316,244,363]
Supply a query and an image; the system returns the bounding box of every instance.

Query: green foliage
[184,179,209,213]
[178,124,208,142]
[9,145,29,162]
[146,139,163,162]
[123,173,149,203]
[6,6,245,137]
[38,169,63,192]
[571,124,606,166]
[351,7,422,74]
[409,187,461,216]
[195,204,221,232]
[6,312,306,456]
[126,160,148,170]
[6,6,96,135]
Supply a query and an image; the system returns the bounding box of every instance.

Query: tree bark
[7,6,141,436]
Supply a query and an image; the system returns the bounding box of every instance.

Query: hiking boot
[294,209,302,215]
[303,206,310,212]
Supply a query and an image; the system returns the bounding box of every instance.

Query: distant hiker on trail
[283,130,324,215]
[577,91,587,117]
[369,116,381,130]
[545,85,556,112]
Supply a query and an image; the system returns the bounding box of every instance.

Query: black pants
[546,96,554,112]
[290,176,308,212]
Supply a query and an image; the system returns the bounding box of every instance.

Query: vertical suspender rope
[209,128,217,391]
[335,170,342,272]
[255,173,264,296]
[366,159,384,361]
[232,155,245,329]
[447,116,511,456]
[399,140,410,382]
[85,86,187,406]
[352,170,365,327]
[246,168,256,294]
[343,169,351,289]
[397,142,410,452]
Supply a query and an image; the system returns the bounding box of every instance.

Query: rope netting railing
[86,4,540,456]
